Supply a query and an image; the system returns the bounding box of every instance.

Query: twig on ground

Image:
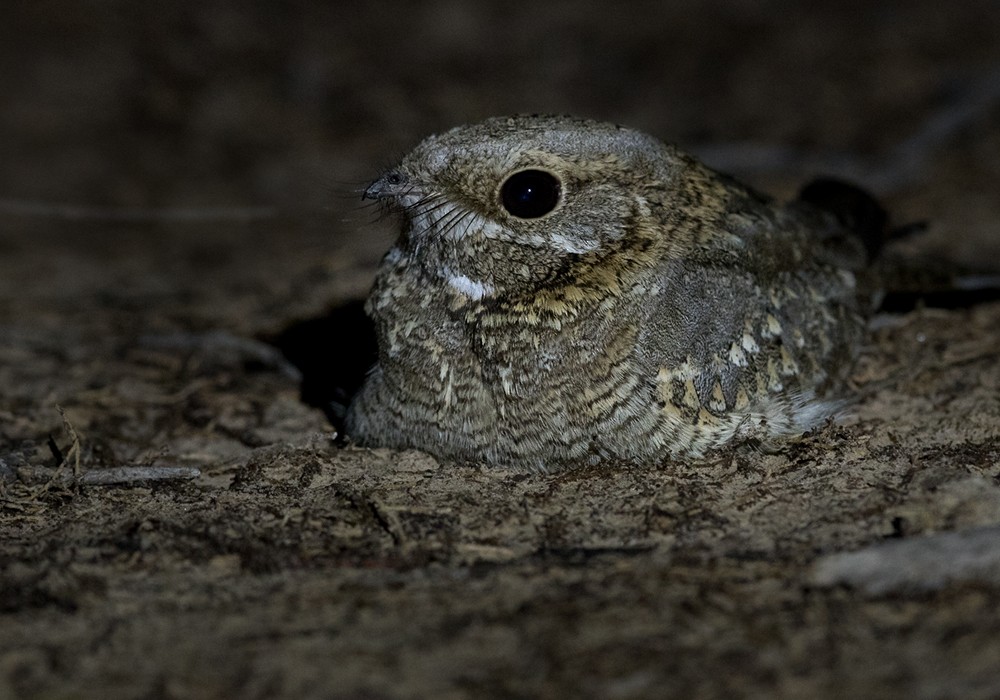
[15,465,201,486]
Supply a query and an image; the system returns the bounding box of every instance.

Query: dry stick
[77,466,201,485]
[16,464,201,486]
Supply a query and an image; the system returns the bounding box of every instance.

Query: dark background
[3,2,999,222]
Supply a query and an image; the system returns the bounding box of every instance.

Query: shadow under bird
[345,114,896,470]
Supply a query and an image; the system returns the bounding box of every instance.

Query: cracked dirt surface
[2,2,1000,698]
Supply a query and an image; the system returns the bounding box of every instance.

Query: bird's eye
[500,169,562,219]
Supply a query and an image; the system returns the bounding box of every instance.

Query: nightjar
[344,115,888,470]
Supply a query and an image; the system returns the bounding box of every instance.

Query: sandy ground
[2,2,1000,698]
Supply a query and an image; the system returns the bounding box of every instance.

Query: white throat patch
[444,269,493,300]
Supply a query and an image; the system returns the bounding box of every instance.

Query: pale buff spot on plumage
[695,408,716,430]
[709,382,727,413]
[675,359,697,380]
[656,359,698,385]
[741,332,760,354]
[710,353,727,373]
[763,314,783,339]
[734,385,751,411]
[654,367,673,411]
[728,341,748,367]
[682,378,700,410]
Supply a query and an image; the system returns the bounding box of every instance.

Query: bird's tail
[797,177,890,262]
[798,177,1000,310]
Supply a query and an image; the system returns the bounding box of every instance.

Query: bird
[343,114,890,471]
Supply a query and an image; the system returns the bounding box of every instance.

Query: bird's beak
[363,170,409,201]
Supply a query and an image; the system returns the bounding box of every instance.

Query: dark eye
[500,169,562,219]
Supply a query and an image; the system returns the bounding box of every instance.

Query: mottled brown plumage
[345,115,885,470]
